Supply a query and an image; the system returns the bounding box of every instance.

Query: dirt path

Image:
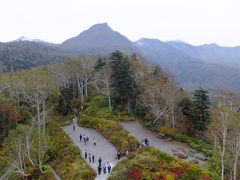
[63,124,118,180]
[121,121,206,167]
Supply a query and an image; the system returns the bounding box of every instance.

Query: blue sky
[0,0,239,46]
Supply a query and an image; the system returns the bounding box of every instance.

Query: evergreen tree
[191,87,210,131]
[179,97,193,118]
[110,51,136,112]
[94,57,107,70]
[57,84,75,115]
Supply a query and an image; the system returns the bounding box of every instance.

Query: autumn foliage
[0,103,22,122]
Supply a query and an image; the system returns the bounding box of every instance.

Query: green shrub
[79,115,139,152]
[83,96,135,122]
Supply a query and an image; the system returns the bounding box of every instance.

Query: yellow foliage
[159,126,175,136]
[166,174,175,180]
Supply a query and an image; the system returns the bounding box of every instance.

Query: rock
[176,153,188,159]
[194,156,207,161]
[190,159,199,164]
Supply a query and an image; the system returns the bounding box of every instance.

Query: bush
[83,96,135,122]
[79,114,139,152]
[159,126,176,136]
[109,147,210,180]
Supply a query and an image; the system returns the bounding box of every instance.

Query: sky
[0,0,239,46]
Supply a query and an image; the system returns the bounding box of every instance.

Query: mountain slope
[1,23,240,94]
[135,38,240,93]
[61,23,141,55]
[0,41,66,71]
[166,41,240,68]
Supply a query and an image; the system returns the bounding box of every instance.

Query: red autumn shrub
[203,176,211,180]
[0,104,22,122]
[128,168,142,180]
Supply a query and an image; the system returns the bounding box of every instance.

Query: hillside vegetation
[0,50,239,180]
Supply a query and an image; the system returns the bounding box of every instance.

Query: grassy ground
[0,143,11,177]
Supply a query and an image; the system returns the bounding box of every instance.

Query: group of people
[97,157,112,175]
[84,150,95,163]
[84,150,112,175]
[73,120,151,177]
[79,133,95,145]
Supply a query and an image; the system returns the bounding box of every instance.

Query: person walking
[92,155,95,163]
[79,134,82,142]
[117,152,121,160]
[86,137,89,144]
[107,162,112,173]
[145,138,149,146]
[73,125,75,131]
[98,157,102,166]
[93,137,96,146]
[85,150,88,159]
[88,153,91,162]
[103,163,107,174]
[98,165,102,175]
[83,135,87,145]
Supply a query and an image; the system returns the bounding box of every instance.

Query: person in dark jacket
[98,165,102,175]
[84,150,87,159]
[79,134,82,142]
[107,162,112,173]
[88,153,91,162]
[92,155,95,163]
[117,152,121,160]
[98,157,102,166]
[103,163,107,174]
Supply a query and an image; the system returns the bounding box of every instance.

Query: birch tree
[209,93,237,180]
[228,118,240,180]
[8,125,31,177]
[93,62,113,112]
[141,84,169,125]
[160,84,181,128]
[20,71,53,172]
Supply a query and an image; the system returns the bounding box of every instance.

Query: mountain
[14,36,45,43]
[61,23,141,56]
[135,38,240,93]
[0,41,66,71]
[1,23,240,93]
[166,41,240,68]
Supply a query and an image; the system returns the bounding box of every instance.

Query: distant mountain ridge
[135,38,240,93]
[1,23,240,93]
[13,36,45,43]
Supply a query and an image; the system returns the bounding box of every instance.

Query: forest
[0,50,240,180]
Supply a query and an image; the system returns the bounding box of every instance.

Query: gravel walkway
[121,121,206,167]
[63,123,118,180]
